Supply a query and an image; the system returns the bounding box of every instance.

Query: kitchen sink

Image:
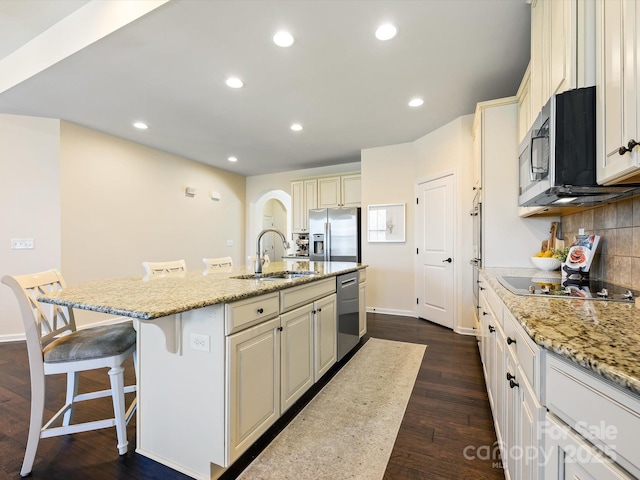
[232,271,317,281]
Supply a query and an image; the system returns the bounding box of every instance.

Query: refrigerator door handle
[325,222,330,262]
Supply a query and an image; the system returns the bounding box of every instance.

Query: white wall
[361,142,417,317]
[0,114,61,338]
[361,116,476,330]
[414,115,476,331]
[0,117,248,337]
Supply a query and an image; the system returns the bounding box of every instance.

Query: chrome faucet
[255,228,290,274]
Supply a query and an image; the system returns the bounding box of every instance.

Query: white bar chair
[141,259,187,277]
[202,256,233,274]
[1,269,137,477]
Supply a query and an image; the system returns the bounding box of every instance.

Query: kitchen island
[39,260,367,480]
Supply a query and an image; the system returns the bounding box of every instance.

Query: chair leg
[63,371,79,426]
[108,365,128,455]
[21,372,45,477]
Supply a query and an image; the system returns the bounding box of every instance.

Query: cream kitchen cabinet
[313,293,337,381]
[358,269,366,338]
[291,179,317,233]
[529,0,588,122]
[517,63,532,145]
[596,0,640,185]
[317,174,361,208]
[226,316,281,465]
[280,304,314,413]
[478,274,546,480]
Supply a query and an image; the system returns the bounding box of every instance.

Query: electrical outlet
[579,228,585,235]
[11,238,34,250]
[190,333,210,352]
[226,240,233,247]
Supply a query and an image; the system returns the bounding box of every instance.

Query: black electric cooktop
[498,275,639,302]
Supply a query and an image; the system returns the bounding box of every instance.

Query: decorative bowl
[531,256,561,271]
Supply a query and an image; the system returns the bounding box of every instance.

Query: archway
[249,190,292,263]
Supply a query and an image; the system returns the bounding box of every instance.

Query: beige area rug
[238,338,427,480]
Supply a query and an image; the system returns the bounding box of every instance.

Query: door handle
[442,258,452,263]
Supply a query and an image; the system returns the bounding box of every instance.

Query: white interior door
[416,174,455,329]
[262,216,275,260]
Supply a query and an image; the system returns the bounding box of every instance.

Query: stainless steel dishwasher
[336,271,360,361]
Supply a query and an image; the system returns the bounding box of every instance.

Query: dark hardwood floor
[0,314,503,479]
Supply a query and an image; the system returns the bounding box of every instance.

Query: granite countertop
[38,261,366,321]
[481,267,640,396]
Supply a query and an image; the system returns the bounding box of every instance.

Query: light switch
[226,240,233,247]
[11,238,34,250]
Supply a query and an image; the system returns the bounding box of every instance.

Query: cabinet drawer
[225,293,280,335]
[503,309,540,393]
[280,277,335,313]
[546,353,640,478]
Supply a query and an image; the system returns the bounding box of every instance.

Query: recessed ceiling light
[228,156,238,162]
[375,23,398,41]
[225,77,244,89]
[133,122,148,130]
[273,30,294,47]
[408,98,424,107]
[290,123,303,131]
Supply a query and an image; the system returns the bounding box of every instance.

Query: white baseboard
[455,326,477,336]
[0,315,131,343]
[366,307,416,318]
[0,332,26,343]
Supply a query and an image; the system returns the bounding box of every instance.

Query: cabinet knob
[479,286,485,291]
[618,139,639,155]
[482,311,488,316]
[442,257,452,263]
[509,379,519,389]
[506,372,515,381]
[317,307,322,312]
[312,310,316,314]
[257,308,264,314]
[488,325,495,333]
[507,337,516,345]
[278,326,283,331]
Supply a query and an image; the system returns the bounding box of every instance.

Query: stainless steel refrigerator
[308,207,361,262]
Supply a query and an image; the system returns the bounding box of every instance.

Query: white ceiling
[0,0,530,177]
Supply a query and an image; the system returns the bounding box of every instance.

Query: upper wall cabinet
[291,179,317,233]
[596,0,640,185]
[517,63,532,145]
[292,173,360,233]
[317,174,361,209]
[528,0,592,132]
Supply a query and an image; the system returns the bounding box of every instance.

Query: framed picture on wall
[367,203,405,243]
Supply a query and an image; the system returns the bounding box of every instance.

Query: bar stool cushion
[43,321,136,363]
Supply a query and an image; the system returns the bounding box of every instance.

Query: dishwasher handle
[340,277,357,288]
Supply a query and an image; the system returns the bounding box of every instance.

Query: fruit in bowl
[531,256,561,271]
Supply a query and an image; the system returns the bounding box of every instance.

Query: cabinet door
[530,0,549,118]
[341,174,361,207]
[317,176,341,208]
[549,0,574,96]
[226,317,280,464]
[358,281,366,338]
[280,304,314,413]
[291,180,305,232]
[304,179,318,218]
[544,415,632,480]
[518,67,532,144]
[597,0,640,184]
[314,294,337,381]
[504,347,521,480]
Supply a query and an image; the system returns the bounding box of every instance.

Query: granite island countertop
[38,261,366,321]
[481,267,640,397]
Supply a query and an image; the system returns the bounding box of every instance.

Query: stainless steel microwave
[518,86,640,207]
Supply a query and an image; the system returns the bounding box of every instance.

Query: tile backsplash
[561,195,640,289]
